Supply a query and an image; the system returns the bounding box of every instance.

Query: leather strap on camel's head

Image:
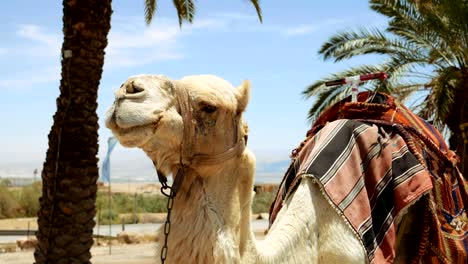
[156,80,247,195]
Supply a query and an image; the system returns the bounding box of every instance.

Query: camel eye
[200,103,217,114]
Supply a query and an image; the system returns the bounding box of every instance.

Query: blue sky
[0,1,386,181]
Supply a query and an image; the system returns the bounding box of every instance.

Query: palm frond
[319,28,431,64]
[304,56,432,120]
[416,0,467,61]
[370,0,466,67]
[370,0,420,22]
[387,82,427,102]
[172,0,196,27]
[144,0,157,25]
[389,24,457,67]
[307,0,468,133]
[376,57,422,91]
[303,64,386,98]
[379,0,467,68]
[249,0,263,23]
[320,28,387,61]
[307,85,350,122]
[426,67,462,126]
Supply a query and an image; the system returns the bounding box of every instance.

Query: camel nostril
[126,82,145,94]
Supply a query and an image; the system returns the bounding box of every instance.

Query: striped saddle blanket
[269,92,468,263]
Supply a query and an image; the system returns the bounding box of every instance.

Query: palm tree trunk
[34,1,112,263]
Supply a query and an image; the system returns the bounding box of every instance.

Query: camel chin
[105,105,156,147]
[109,124,155,148]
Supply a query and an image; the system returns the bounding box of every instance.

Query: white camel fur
[105,74,367,263]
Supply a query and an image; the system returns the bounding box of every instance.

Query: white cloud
[13,14,345,73]
[17,24,60,46]
[108,25,180,50]
[0,25,61,91]
[3,14,346,88]
[104,25,180,67]
[0,17,224,89]
[0,20,186,89]
[16,24,61,57]
[283,18,348,36]
[104,16,218,67]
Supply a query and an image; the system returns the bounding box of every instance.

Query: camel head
[105,74,250,176]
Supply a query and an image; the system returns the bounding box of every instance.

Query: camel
[105,74,366,263]
[106,74,468,263]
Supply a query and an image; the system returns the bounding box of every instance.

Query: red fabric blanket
[269,92,468,263]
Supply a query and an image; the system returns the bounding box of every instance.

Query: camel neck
[158,151,256,263]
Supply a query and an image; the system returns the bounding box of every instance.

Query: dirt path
[0,216,268,263]
[0,243,158,264]
[0,218,37,230]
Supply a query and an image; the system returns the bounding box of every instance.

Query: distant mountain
[0,153,292,185]
[255,159,291,184]
[256,159,291,174]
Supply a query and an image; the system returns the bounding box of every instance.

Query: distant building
[253,184,279,194]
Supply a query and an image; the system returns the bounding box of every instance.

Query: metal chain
[160,179,174,264]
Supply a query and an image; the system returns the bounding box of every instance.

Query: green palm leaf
[427,67,463,126]
[144,0,263,26]
[307,84,351,121]
[172,0,195,26]
[319,28,432,64]
[144,0,157,25]
[249,0,263,23]
[306,0,468,176]
[304,64,386,97]
[307,0,468,140]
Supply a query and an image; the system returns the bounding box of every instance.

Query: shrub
[252,192,275,214]
[0,185,20,218]
[96,191,168,224]
[137,194,167,213]
[0,184,275,220]
[16,182,41,217]
[98,209,119,225]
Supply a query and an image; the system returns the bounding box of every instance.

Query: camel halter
[155,80,247,263]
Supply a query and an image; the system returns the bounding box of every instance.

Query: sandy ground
[0,243,158,264]
[0,213,269,230]
[0,232,267,264]
[0,218,37,230]
[99,182,162,194]
[0,216,269,263]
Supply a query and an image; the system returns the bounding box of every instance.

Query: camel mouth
[107,114,163,148]
[111,114,163,133]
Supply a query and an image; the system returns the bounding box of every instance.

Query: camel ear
[236,80,250,114]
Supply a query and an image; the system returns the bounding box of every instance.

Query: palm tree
[34,1,261,263]
[144,0,262,25]
[34,1,112,263]
[304,0,468,177]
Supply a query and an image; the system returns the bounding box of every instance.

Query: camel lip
[112,122,153,134]
[109,123,153,148]
[110,116,162,137]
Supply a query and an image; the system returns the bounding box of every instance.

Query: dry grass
[0,217,37,230]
